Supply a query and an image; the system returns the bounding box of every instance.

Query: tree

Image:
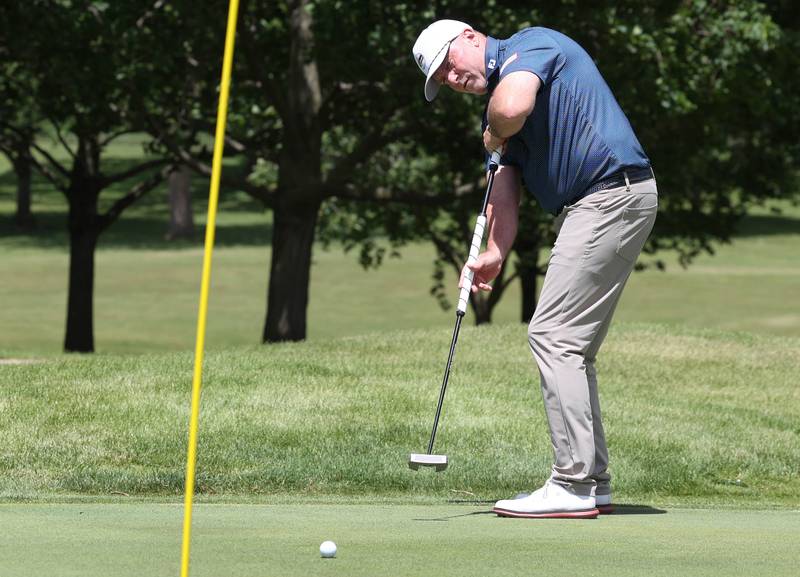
[0,49,39,231]
[2,1,172,352]
[152,1,450,341]
[165,165,195,240]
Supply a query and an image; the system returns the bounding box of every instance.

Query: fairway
[3,503,799,577]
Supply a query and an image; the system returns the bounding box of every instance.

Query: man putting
[412,20,658,518]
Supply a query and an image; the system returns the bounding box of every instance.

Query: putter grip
[489,149,502,170]
[457,215,487,314]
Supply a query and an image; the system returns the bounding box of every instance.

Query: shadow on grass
[414,510,495,521]
[0,162,272,250]
[0,212,273,249]
[734,214,800,237]
[413,503,666,521]
[610,504,667,515]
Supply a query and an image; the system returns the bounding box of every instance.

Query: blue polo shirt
[483,28,650,214]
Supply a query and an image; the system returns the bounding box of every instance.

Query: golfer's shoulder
[505,26,563,51]
[498,27,566,83]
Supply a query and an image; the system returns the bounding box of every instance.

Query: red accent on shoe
[597,504,614,514]
[493,507,600,519]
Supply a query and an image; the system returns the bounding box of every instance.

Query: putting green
[2,503,798,576]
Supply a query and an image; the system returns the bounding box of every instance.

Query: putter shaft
[426,311,464,454]
[417,149,502,461]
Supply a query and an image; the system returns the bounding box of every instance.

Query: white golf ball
[319,540,337,558]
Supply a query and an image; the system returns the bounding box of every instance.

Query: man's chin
[469,85,488,96]
[470,80,488,95]
[452,81,487,96]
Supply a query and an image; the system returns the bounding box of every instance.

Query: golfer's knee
[528,321,583,362]
[528,321,553,356]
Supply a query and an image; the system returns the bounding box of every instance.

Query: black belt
[557,166,655,215]
[584,166,655,196]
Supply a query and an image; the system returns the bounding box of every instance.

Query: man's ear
[463,28,479,46]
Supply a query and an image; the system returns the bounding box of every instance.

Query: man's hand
[459,248,503,293]
[483,126,507,156]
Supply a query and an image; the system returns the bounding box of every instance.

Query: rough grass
[1,322,798,506]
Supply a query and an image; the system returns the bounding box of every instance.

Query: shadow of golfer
[608,504,667,515]
[413,502,666,521]
[414,502,495,521]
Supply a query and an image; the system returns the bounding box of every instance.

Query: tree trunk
[519,267,538,324]
[63,136,102,353]
[261,0,323,343]
[13,140,35,231]
[472,295,493,325]
[515,240,541,324]
[263,198,321,342]
[64,225,98,352]
[165,165,194,240]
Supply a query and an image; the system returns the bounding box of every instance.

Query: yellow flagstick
[180,1,240,576]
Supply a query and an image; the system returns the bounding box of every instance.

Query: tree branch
[50,120,77,161]
[225,134,248,153]
[135,0,166,28]
[170,144,276,207]
[98,167,170,233]
[1,121,70,183]
[102,158,170,187]
[29,142,70,178]
[324,112,411,191]
[99,129,137,148]
[27,147,69,193]
[174,146,212,177]
[429,231,463,273]
[242,185,277,207]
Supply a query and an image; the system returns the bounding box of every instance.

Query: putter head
[408,453,448,472]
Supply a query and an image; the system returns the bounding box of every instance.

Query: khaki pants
[528,178,658,497]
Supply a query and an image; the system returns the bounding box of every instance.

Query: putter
[409,149,503,472]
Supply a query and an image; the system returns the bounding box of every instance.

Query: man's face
[432,31,488,96]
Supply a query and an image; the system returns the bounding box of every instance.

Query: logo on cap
[417,53,425,69]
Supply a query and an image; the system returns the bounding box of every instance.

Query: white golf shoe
[596,492,614,514]
[493,481,599,519]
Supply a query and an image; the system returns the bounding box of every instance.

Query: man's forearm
[487,202,519,260]
[485,166,521,260]
[486,107,526,140]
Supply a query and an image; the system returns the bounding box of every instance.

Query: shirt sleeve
[499,29,562,87]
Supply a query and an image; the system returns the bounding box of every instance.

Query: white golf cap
[412,19,471,102]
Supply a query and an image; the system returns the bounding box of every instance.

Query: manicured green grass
[2,503,798,577]
[1,323,798,505]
